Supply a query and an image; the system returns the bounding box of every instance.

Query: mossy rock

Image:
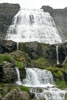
[11,50,30,62]
[31,57,51,69]
[0,84,16,98]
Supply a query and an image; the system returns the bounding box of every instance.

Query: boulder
[0,40,17,53]
[2,61,17,83]
[3,87,30,100]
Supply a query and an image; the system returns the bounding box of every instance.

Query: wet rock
[0,66,3,82]
[0,40,17,53]
[3,67,17,83]
[19,42,43,59]
[2,61,17,83]
[3,87,30,100]
[19,67,26,81]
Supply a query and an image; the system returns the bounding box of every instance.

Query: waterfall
[30,88,66,100]
[22,68,67,100]
[23,68,54,87]
[17,42,19,50]
[6,8,62,44]
[15,67,22,85]
[56,45,59,64]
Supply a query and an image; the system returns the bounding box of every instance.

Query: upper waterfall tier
[6,8,62,44]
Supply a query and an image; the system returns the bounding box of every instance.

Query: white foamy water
[56,45,60,64]
[22,68,67,100]
[30,87,66,100]
[6,8,62,44]
[23,68,54,86]
[15,67,67,100]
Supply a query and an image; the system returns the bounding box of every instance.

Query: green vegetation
[32,57,50,69]
[56,71,63,77]
[16,61,24,68]
[19,86,30,93]
[0,54,13,65]
[65,97,67,100]
[56,80,67,89]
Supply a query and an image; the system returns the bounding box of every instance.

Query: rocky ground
[0,40,67,100]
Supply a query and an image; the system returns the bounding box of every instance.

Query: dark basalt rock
[42,6,67,40]
[0,40,17,53]
[0,3,20,38]
[19,42,67,64]
[0,66,3,82]
[19,67,26,81]
[2,61,17,83]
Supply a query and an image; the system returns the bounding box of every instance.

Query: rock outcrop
[0,39,17,53]
[42,6,67,40]
[3,88,30,100]
[19,42,67,64]
[3,61,17,83]
[0,3,20,38]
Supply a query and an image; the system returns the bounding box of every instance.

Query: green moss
[0,54,13,65]
[16,61,24,68]
[47,67,55,72]
[32,57,50,69]
[64,97,67,100]
[11,50,27,63]
[19,86,30,93]
[56,80,67,89]
[64,64,67,68]
[56,71,63,77]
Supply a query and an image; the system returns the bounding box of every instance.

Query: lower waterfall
[23,68,54,87]
[15,68,67,100]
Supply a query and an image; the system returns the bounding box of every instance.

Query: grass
[56,80,67,89]
[19,86,30,93]
[0,54,13,65]
[32,57,50,69]
[16,61,24,68]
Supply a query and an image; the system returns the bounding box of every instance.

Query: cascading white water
[6,8,62,44]
[23,68,54,87]
[15,67,22,85]
[30,87,66,100]
[22,68,67,100]
[56,45,60,64]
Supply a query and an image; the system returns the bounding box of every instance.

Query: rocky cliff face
[0,3,20,38]
[42,6,67,40]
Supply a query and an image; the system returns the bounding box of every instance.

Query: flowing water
[6,8,62,44]
[6,8,66,100]
[15,67,67,100]
[56,45,60,64]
